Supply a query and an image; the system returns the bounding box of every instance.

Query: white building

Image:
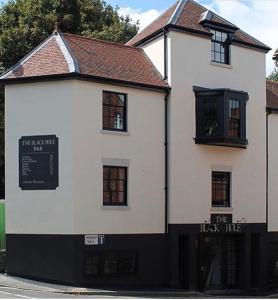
[1,0,277,293]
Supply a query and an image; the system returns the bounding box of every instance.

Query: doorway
[199,235,239,291]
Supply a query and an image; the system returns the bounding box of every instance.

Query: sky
[115,0,278,76]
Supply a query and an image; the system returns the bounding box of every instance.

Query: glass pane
[215,52,221,62]
[215,43,221,52]
[119,253,136,274]
[102,92,110,105]
[118,168,126,180]
[104,254,118,274]
[222,32,228,42]
[228,99,241,138]
[212,172,230,207]
[215,31,222,42]
[110,168,118,180]
[203,98,218,137]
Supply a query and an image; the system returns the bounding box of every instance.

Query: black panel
[6,234,167,288]
[19,135,58,190]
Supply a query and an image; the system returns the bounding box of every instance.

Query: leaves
[268,68,278,82]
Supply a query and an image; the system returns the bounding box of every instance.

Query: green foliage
[268,68,278,82]
[0,0,139,73]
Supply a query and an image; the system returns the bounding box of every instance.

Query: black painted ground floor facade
[6,223,278,291]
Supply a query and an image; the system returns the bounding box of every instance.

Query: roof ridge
[62,32,140,51]
[168,0,187,25]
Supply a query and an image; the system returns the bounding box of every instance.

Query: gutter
[163,28,169,234]
[266,108,272,229]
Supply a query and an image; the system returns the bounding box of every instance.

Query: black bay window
[103,91,127,131]
[194,86,248,148]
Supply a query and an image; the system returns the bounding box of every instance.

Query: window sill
[210,207,233,212]
[210,61,233,69]
[102,205,130,210]
[101,130,130,136]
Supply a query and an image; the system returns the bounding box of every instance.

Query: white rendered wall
[268,113,278,231]
[72,81,165,234]
[5,80,165,235]
[5,81,75,234]
[142,35,165,77]
[167,31,267,225]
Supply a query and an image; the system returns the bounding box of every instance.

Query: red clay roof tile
[267,81,278,110]
[126,0,270,52]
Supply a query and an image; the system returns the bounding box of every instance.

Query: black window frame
[212,171,231,207]
[103,166,128,206]
[210,29,231,65]
[194,86,248,148]
[102,91,127,132]
[84,251,137,277]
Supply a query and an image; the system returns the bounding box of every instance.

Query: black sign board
[200,214,244,233]
[19,135,59,190]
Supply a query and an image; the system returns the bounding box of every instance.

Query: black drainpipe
[266,109,271,228]
[163,27,169,234]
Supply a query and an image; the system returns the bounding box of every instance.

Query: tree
[268,50,278,81]
[0,0,139,199]
[0,0,139,73]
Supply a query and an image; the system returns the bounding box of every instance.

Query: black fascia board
[0,72,170,93]
[193,85,249,99]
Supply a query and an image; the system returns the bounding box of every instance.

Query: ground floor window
[85,251,136,277]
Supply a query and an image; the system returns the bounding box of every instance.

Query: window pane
[215,43,221,52]
[215,31,222,42]
[103,167,127,205]
[104,253,118,274]
[228,99,241,138]
[119,253,136,274]
[85,253,100,276]
[215,52,221,62]
[203,98,218,137]
[102,92,126,131]
[212,172,230,207]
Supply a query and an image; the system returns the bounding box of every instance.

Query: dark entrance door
[199,235,239,291]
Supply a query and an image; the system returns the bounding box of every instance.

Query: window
[211,30,230,64]
[85,251,136,277]
[103,91,127,131]
[103,166,127,206]
[194,86,248,148]
[212,172,230,207]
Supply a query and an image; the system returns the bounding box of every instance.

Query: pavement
[0,274,206,298]
[0,274,278,298]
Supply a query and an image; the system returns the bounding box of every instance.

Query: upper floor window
[103,91,127,131]
[212,172,230,207]
[211,30,230,64]
[194,86,248,148]
[103,166,127,206]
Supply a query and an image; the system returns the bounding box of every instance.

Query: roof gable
[126,0,271,52]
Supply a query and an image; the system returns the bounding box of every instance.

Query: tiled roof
[267,81,278,110]
[4,36,69,78]
[0,32,169,90]
[62,33,168,89]
[126,0,271,52]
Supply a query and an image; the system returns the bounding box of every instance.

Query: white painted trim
[100,130,130,136]
[211,165,233,172]
[101,158,130,167]
[210,207,233,212]
[210,61,233,69]
[55,34,75,73]
[102,205,130,210]
[0,35,56,79]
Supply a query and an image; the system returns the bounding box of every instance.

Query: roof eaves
[55,32,79,73]
[0,73,170,93]
[168,0,188,25]
[0,34,56,80]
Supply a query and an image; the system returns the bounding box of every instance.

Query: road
[0,286,131,298]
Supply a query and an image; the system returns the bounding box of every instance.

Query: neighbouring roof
[126,0,271,53]
[267,81,278,110]
[0,32,169,91]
